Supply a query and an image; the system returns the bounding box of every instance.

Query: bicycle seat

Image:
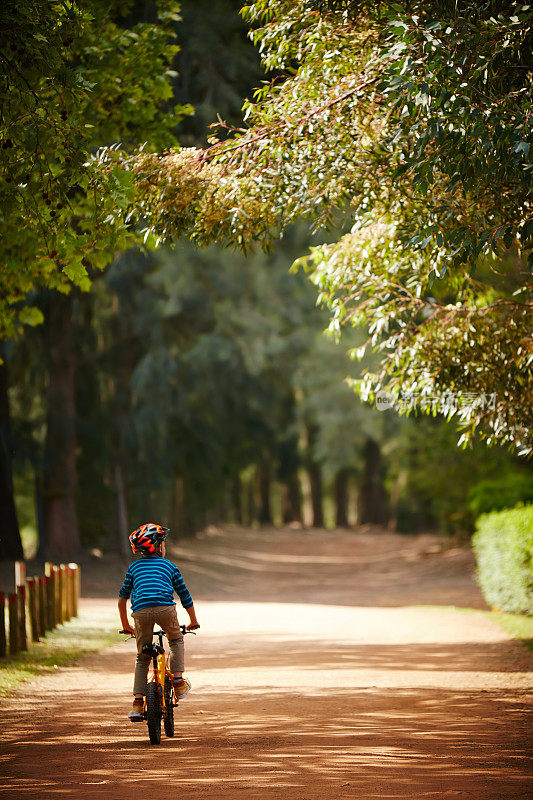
[142,641,165,655]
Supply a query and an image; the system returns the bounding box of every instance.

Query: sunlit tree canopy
[0,0,189,338]
[100,0,532,453]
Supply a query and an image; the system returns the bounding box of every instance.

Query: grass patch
[490,610,533,652]
[412,604,533,653]
[0,603,118,695]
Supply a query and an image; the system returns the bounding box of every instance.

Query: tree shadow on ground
[1,686,530,800]
[92,637,530,675]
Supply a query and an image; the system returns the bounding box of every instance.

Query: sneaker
[172,677,191,700]
[128,698,144,722]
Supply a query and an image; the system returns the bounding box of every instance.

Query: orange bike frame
[146,650,173,712]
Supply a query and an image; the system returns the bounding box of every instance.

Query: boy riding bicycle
[118,523,199,721]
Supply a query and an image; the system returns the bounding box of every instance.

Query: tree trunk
[282,470,303,525]
[35,472,46,562]
[358,437,388,526]
[172,476,198,538]
[245,470,257,527]
[277,392,303,526]
[114,461,130,558]
[257,461,272,525]
[308,462,324,528]
[334,468,350,528]
[172,476,185,538]
[106,284,136,555]
[387,473,404,532]
[230,476,243,524]
[306,423,324,528]
[0,356,23,560]
[43,292,81,560]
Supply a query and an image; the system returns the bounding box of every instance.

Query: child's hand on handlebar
[186,603,199,631]
[120,624,135,636]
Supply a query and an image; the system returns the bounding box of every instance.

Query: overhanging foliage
[0,0,190,338]
[101,0,532,452]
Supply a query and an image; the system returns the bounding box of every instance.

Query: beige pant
[132,605,184,696]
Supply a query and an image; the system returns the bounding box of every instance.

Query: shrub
[472,505,533,615]
[468,474,533,519]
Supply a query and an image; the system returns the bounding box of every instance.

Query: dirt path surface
[1,527,532,799]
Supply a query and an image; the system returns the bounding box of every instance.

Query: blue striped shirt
[118,555,193,613]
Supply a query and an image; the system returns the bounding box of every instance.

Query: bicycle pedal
[128,712,145,723]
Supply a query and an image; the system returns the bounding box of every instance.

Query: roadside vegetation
[473,505,533,615]
[0,603,117,694]
[491,610,533,653]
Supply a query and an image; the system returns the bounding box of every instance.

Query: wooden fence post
[65,566,72,621]
[45,575,55,630]
[54,566,62,624]
[0,593,5,658]
[38,578,46,636]
[75,563,81,611]
[14,561,26,588]
[9,593,19,655]
[44,563,55,630]
[27,579,40,643]
[71,564,78,618]
[60,565,68,622]
[17,585,27,651]
[69,563,79,618]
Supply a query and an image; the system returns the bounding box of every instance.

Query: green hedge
[472,505,533,615]
[468,474,533,518]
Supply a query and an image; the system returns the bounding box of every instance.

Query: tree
[0,353,23,559]
[385,412,529,534]
[293,324,396,527]
[0,0,189,339]
[111,0,532,453]
[2,0,269,557]
[43,292,80,559]
[1,0,189,558]
[112,234,320,533]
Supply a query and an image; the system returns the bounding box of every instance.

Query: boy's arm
[118,568,134,634]
[118,596,134,634]
[185,603,199,630]
[172,567,200,630]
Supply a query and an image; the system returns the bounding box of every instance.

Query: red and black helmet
[129,523,169,555]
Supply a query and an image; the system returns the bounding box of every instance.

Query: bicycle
[120,624,198,745]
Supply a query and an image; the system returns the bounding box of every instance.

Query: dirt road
[1,527,532,799]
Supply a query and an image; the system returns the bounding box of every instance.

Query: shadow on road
[1,684,530,800]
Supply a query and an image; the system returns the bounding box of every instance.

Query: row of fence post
[0,561,81,657]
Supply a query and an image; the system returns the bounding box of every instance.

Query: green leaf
[63,257,90,290]
[18,306,44,327]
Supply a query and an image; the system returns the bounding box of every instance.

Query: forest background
[1,0,531,563]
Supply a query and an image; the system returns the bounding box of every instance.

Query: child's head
[129,523,169,557]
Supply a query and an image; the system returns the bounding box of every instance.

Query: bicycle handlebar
[119,624,200,637]
[181,624,200,634]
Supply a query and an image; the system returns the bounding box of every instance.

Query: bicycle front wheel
[146,682,162,745]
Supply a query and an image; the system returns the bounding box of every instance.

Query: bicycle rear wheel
[164,675,175,738]
[146,682,162,745]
